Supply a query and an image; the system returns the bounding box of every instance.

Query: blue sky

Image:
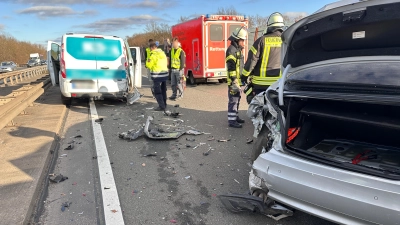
[0,0,335,45]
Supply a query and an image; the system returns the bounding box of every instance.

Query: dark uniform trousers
[228,88,241,123]
[153,80,167,109]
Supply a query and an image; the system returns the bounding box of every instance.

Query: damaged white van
[220,0,400,224]
[47,33,141,105]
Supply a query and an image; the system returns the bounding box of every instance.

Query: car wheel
[218,79,224,83]
[251,125,271,163]
[188,73,196,85]
[61,94,71,106]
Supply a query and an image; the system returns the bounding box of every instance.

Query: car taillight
[61,43,66,78]
[206,72,214,77]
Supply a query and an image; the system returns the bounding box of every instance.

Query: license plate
[215,72,226,76]
[71,81,95,89]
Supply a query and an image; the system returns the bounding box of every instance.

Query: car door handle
[101,66,109,69]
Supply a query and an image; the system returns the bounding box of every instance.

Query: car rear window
[66,37,122,61]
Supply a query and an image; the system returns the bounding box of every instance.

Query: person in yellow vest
[226,26,248,128]
[145,39,155,98]
[146,42,169,111]
[241,12,285,103]
[168,37,186,100]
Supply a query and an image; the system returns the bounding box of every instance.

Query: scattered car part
[49,174,68,183]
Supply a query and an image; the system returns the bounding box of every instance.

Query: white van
[47,33,142,105]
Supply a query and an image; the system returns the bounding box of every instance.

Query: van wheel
[251,126,271,163]
[61,94,71,106]
[188,73,196,85]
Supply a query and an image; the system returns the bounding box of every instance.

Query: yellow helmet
[232,26,248,40]
[264,12,285,34]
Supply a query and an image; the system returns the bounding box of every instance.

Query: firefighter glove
[240,75,248,84]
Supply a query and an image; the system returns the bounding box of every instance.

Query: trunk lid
[282,0,400,89]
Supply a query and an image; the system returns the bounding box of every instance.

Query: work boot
[236,117,245,123]
[154,107,165,112]
[169,96,176,100]
[229,122,242,128]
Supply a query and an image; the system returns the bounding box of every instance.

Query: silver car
[0,61,17,73]
[221,0,400,225]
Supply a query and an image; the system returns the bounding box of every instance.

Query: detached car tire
[251,126,270,163]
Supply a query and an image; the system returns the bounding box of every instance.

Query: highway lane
[92,79,336,225]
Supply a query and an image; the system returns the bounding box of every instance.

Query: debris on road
[186,130,204,135]
[164,110,180,118]
[203,147,213,156]
[207,136,215,141]
[142,153,157,157]
[104,187,111,190]
[74,135,82,138]
[174,104,179,107]
[142,163,146,167]
[218,139,231,142]
[95,118,104,123]
[118,127,145,141]
[186,144,191,148]
[111,209,118,213]
[193,143,206,149]
[184,176,191,179]
[61,202,71,212]
[144,116,205,140]
[234,179,240,184]
[59,154,68,158]
[246,138,254,144]
[170,219,177,223]
[186,138,195,142]
[49,174,68,183]
[64,144,74,150]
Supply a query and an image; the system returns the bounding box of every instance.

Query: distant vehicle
[171,14,249,85]
[40,60,47,65]
[30,53,41,65]
[27,60,37,68]
[47,33,141,105]
[0,61,17,73]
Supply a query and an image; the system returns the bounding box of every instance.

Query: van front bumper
[251,148,400,225]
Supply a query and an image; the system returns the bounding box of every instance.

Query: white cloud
[80,15,162,32]
[14,0,113,5]
[0,24,4,31]
[18,6,98,18]
[116,0,177,9]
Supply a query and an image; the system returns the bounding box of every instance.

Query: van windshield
[66,37,122,61]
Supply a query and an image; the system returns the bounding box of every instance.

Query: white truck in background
[29,53,41,65]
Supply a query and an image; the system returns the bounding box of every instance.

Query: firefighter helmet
[232,26,248,40]
[264,12,285,34]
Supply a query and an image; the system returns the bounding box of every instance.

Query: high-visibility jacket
[242,31,283,86]
[226,38,244,86]
[170,47,186,70]
[146,49,168,81]
[145,47,151,62]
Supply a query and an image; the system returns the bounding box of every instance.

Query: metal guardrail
[0,68,50,130]
[0,66,47,86]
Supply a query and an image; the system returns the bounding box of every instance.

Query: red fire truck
[171,15,249,85]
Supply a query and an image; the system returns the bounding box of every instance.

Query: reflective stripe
[260,37,282,77]
[245,87,253,95]
[228,71,237,76]
[228,117,237,120]
[226,55,237,62]
[228,112,237,116]
[250,46,257,55]
[252,76,281,86]
[242,69,250,76]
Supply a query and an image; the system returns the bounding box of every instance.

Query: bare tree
[179,16,191,23]
[216,6,239,15]
[0,34,46,64]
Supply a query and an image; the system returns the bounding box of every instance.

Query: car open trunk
[284,97,400,179]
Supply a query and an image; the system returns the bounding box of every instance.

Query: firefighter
[241,12,285,103]
[146,42,169,111]
[168,37,186,100]
[226,26,248,128]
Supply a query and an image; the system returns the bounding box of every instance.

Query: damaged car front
[248,0,400,224]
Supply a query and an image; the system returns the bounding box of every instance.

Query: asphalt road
[91,78,336,225]
[39,77,337,225]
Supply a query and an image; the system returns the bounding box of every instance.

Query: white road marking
[89,99,125,225]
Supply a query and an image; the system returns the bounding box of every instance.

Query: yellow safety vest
[171,48,182,69]
[146,49,168,73]
[146,47,151,60]
[252,37,282,86]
